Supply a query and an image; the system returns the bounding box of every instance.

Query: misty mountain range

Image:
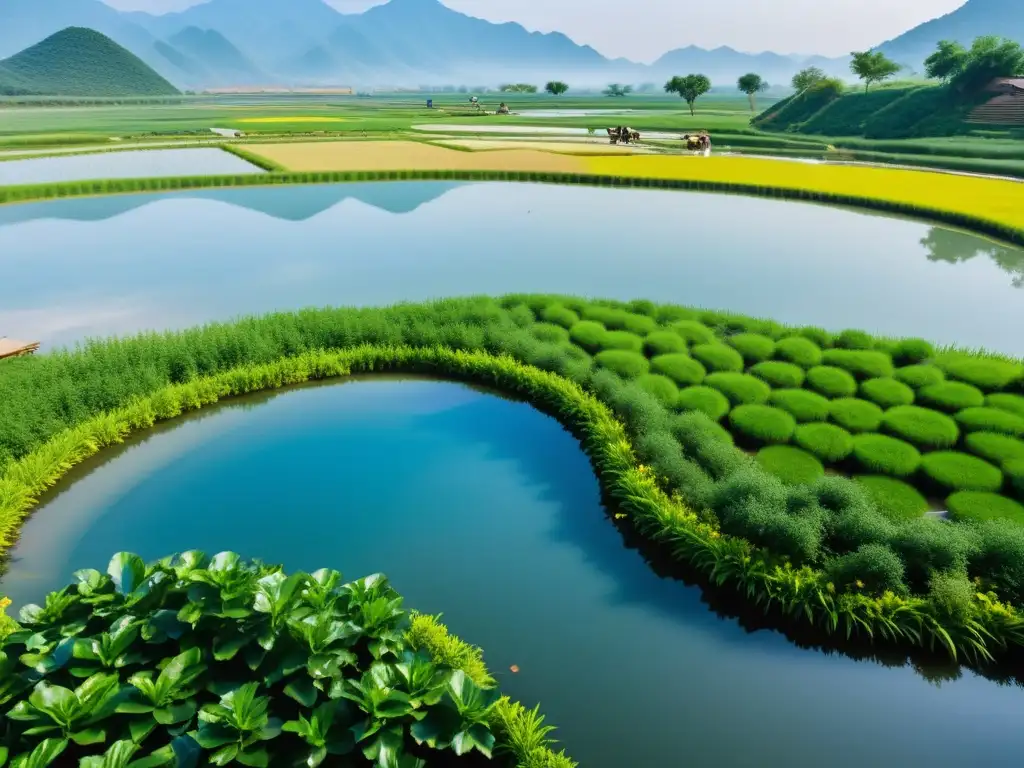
[0,0,1015,90]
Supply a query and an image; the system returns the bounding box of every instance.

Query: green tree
[951,36,1024,93]
[849,50,901,92]
[499,83,538,93]
[603,83,632,97]
[737,72,768,111]
[924,40,968,82]
[664,74,712,115]
[544,80,569,96]
[791,66,826,92]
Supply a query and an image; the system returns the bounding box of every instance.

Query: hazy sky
[101,0,967,61]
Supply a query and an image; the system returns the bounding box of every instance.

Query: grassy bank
[2,298,1024,664]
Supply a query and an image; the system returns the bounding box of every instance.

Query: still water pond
[0,147,263,185]
[0,181,1022,354]
[3,378,1023,767]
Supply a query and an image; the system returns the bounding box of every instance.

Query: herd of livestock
[607,126,713,152]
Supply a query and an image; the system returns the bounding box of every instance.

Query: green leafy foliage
[918,381,985,412]
[690,344,744,373]
[635,374,679,406]
[755,446,825,484]
[921,452,1004,492]
[829,398,884,433]
[675,386,730,421]
[895,365,945,389]
[642,331,686,357]
[794,423,854,462]
[855,476,930,521]
[881,405,960,449]
[821,349,893,380]
[649,354,706,387]
[669,321,715,346]
[530,323,570,345]
[729,404,797,445]
[948,492,1024,525]
[986,393,1024,419]
[859,378,914,408]
[539,305,578,329]
[890,339,935,365]
[852,434,922,477]
[774,337,823,368]
[703,373,771,405]
[964,432,1024,467]
[955,407,1024,438]
[806,366,857,398]
[726,333,776,364]
[768,389,830,423]
[934,354,1024,391]
[749,361,805,389]
[594,350,649,378]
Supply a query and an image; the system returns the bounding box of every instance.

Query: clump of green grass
[852,434,922,477]
[691,343,745,373]
[756,445,825,484]
[569,320,606,352]
[859,377,915,408]
[729,404,797,445]
[807,366,858,398]
[834,329,875,350]
[704,372,772,405]
[955,407,1024,438]
[934,354,1024,391]
[986,393,1024,419]
[650,354,707,386]
[829,398,884,433]
[541,304,579,329]
[594,350,649,378]
[671,320,716,345]
[531,323,570,344]
[582,305,657,335]
[636,373,679,406]
[894,364,945,389]
[676,385,731,421]
[918,381,985,412]
[826,543,907,595]
[821,349,894,380]
[797,327,833,348]
[656,305,699,323]
[727,333,776,364]
[601,330,644,352]
[921,452,1003,493]
[947,492,1024,525]
[891,338,936,365]
[770,388,830,422]
[794,422,854,462]
[643,331,687,357]
[775,336,823,368]
[1006,459,1024,500]
[750,361,805,388]
[964,432,1024,467]
[881,405,960,449]
[856,475,930,521]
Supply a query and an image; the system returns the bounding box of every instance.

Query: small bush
[918,381,985,412]
[881,405,959,449]
[531,323,570,344]
[626,298,657,316]
[691,343,745,373]
[855,475,929,521]
[948,491,1024,524]
[794,423,854,462]
[928,570,975,623]
[655,305,699,323]
[891,338,936,365]
[920,451,1003,492]
[852,434,922,477]
[730,404,797,445]
[970,520,1024,605]
[676,385,731,421]
[671,320,716,345]
[727,333,776,363]
[890,518,976,591]
[859,378,915,408]
[770,388,831,422]
[540,303,579,328]
[569,320,607,352]
[826,543,907,595]
[821,349,894,380]
[635,430,715,509]
[621,312,658,335]
[643,330,687,357]
[807,366,858,398]
[756,445,825,484]
[601,330,645,352]
[650,353,707,386]
[1008,460,1024,500]
[987,393,1024,419]
[704,372,772,405]
[797,326,833,348]
[775,336,823,368]
[964,432,1024,467]
[594,350,649,378]
[834,329,875,350]
[636,373,679,405]
[750,361,805,388]
[672,412,743,480]
[581,306,656,335]
[829,398,884,433]
[955,407,1024,438]
[935,354,1024,391]
[894,364,945,389]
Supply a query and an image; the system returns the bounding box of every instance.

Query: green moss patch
[601,330,645,352]
[852,434,922,477]
[704,372,772,405]
[918,381,985,412]
[540,303,579,328]
[856,475,930,521]
[636,373,679,406]
[920,452,1004,493]
[834,329,875,350]
[775,336,823,368]
[770,388,831,423]
[891,338,936,365]
[987,393,1024,419]
[531,323,570,344]
[676,385,731,421]
[691,343,745,373]
[829,398,884,433]
[670,320,716,345]
[821,349,894,380]
[594,350,649,378]
[934,354,1024,391]
[794,422,854,462]
[894,364,944,389]
[643,330,687,357]
[756,445,825,484]
[727,333,776,364]
[569,320,606,352]
[947,492,1024,525]
[859,378,915,408]
[650,353,707,386]
[807,366,858,398]
[881,405,960,449]
[581,305,656,335]
[1007,459,1024,500]
[964,432,1024,467]
[955,407,1024,438]
[750,361,805,389]
[729,404,797,445]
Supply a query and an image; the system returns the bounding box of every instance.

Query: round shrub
[704,372,772,405]
[859,378,914,408]
[894,364,945,389]
[891,518,976,591]
[601,330,645,352]
[852,434,921,477]
[540,303,579,328]
[650,353,707,387]
[655,305,699,323]
[955,407,1024,438]
[806,366,857,398]
[928,570,975,624]
[918,381,985,412]
[775,336,822,368]
[729,404,797,445]
[834,329,875,350]
[643,331,686,357]
[821,349,894,380]
[727,333,776,364]
[948,492,1024,525]
[770,389,830,423]
[594,350,649,378]
[750,361,805,389]
[676,385,731,421]
[691,343,745,373]
[826,543,907,595]
[620,312,658,336]
[671,320,716,345]
[794,423,854,462]
[829,398,884,433]
[636,373,679,406]
[626,299,657,316]
[935,354,1024,391]
[891,338,935,365]
[1006,460,1024,500]
[797,326,832,348]
[986,393,1024,419]
[855,475,929,521]
[970,520,1024,605]
[964,432,1024,467]
[920,451,1003,492]
[569,320,607,352]
[580,306,657,335]
[531,322,570,344]
[881,405,959,449]
[756,446,824,484]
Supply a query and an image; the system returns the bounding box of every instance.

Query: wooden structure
[0,338,40,360]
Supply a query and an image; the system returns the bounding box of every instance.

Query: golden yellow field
[438,139,652,155]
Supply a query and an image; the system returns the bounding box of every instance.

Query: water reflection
[922,227,1024,288]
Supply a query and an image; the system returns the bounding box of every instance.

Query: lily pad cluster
[0,552,503,768]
